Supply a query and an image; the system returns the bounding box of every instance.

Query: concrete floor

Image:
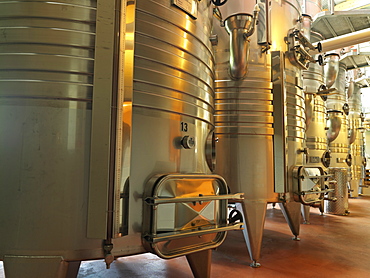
[1,196,370,278]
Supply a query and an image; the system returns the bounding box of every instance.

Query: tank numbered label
[181,122,188,132]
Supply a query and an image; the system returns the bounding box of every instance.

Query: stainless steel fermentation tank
[213,0,324,267]
[348,82,365,197]
[0,1,240,277]
[302,57,331,223]
[325,61,351,215]
[300,0,335,223]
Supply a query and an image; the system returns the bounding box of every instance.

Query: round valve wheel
[211,0,228,6]
[229,209,243,223]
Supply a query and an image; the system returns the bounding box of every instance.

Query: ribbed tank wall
[328,63,349,168]
[270,0,306,188]
[272,0,305,150]
[214,22,275,201]
[128,0,216,233]
[0,0,105,260]
[327,63,347,111]
[325,60,349,211]
[133,0,214,125]
[349,85,364,196]
[303,62,328,167]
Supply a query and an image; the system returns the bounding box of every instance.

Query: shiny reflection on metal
[348,83,365,196]
[326,112,342,142]
[145,193,244,205]
[348,128,356,144]
[0,1,96,100]
[327,62,347,112]
[142,174,239,259]
[144,223,243,244]
[214,0,275,265]
[324,53,340,89]
[133,0,215,124]
[131,0,223,265]
[272,51,288,192]
[347,80,355,98]
[224,11,258,80]
[0,0,126,275]
[257,0,270,51]
[205,131,216,171]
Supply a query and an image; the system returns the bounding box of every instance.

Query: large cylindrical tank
[270,0,311,239]
[304,63,328,170]
[303,0,327,173]
[213,0,276,267]
[214,0,312,267]
[130,0,233,263]
[0,1,230,277]
[348,83,364,197]
[0,0,103,269]
[325,61,350,215]
[270,0,307,196]
[302,59,329,221]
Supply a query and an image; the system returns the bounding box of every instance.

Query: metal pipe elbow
[224,8,259,80]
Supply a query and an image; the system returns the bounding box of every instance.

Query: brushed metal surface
[323,53,340,89]
[348,84,365,197]
[0,0,104,265]
[128,0,223,260]
[213,0,276,266]
[326,62,348,112]
[270,0,307,195]
[327,62,350,168]
[213,0,309,265]
[1,0,221,276]
[0,0,96,100]
[303,58,329,170]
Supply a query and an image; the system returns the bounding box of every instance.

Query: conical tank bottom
[279,202,302,240]
[235,201,267,267]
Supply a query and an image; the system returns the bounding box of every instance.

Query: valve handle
[316,55,323,66]
[211,0,228,6]
[316,42,322,53]
[229,209,243,223]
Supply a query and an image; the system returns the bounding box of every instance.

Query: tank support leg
[235,201,267,267]
[301,204,311,224]
[3,255,81,278]
[279,202,301,241]
[186,249,212,278]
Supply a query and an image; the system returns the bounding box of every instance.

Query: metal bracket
[143,223,243,244]
[145,193,244,205]
[286,29,322,69]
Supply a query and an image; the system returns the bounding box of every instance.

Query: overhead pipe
[313,28,370,54]
[224,5,259,80]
